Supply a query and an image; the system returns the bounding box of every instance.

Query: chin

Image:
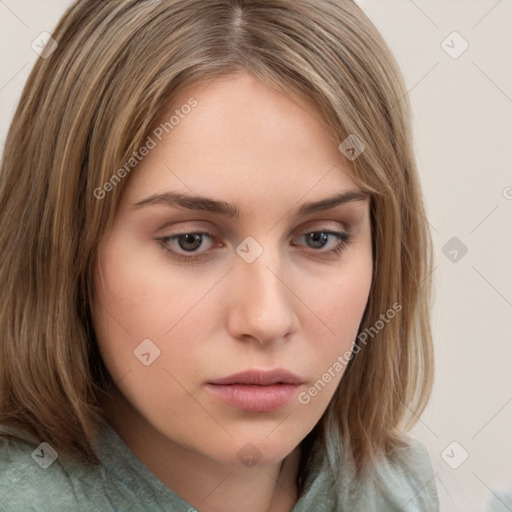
[212,434,302,469]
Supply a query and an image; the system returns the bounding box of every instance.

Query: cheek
[90,238,222,444]
[296,248,373,400]
[308,246,373,346]
[325,266,372,341]
[90,229,221,389]
[92,225,218,337]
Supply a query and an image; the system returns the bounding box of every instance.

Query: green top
[0,420,439,511]
[484,492,512,512]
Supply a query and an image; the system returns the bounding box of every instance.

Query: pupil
[179,233,202,251]
[308,232,328,249]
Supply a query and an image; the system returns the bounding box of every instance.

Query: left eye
[157,232,216,261]
[168,232,211,252]
[293,231,348,251]
[156,229,351,262]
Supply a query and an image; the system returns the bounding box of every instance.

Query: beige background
[1,1,511,510]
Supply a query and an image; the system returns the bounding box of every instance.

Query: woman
[0,0,438,510]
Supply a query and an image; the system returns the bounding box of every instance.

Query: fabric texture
[484,491,512,512]
[0,420,439,511]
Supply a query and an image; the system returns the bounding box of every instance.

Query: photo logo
[134,338,161,366]
[237,442,263,467]
[441,31,469,60]
[441,441,469,469]
[31,32,58,59]
[236,236,264,264]
[338,134,365,161]
[31,442,58,469]
[298,302,402,405]
[94,97,198,200]
[442,236,468,263]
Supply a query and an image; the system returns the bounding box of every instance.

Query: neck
[101,389,300,512]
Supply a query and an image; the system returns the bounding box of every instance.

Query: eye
[292,229,351,257]
[156,231,217,261]
[156,227,352,262]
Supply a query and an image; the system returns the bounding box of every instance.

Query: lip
[206,369,304,412]
[208,369,303,386]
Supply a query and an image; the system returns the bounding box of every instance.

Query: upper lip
[208,369,303,386]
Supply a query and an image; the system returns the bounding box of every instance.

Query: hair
[0,0,434,498]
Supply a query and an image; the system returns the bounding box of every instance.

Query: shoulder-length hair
[0,0,433,491]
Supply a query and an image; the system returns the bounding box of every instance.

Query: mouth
[205,369,304,412]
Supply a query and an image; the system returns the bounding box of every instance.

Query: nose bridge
[227,240,297,343]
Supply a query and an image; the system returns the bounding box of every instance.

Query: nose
[226,246,299,345]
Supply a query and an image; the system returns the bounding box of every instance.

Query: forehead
[121,70,362,212]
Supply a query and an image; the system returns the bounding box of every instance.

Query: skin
[91,70,373,512]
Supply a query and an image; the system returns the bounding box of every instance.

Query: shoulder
[295,434,439,512]
[0,429,112,512]
[370,435,439,512]
[484,490,512,512]
[0,423,189,512]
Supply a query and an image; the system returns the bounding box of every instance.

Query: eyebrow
[133,189,368,218]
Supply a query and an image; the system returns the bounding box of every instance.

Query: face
[91,70,373,468]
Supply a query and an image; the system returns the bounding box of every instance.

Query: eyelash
[156,227,352,262]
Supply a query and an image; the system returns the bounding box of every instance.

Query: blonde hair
[0,0,433,492]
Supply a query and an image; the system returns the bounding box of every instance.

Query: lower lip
[205,383,301,412]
